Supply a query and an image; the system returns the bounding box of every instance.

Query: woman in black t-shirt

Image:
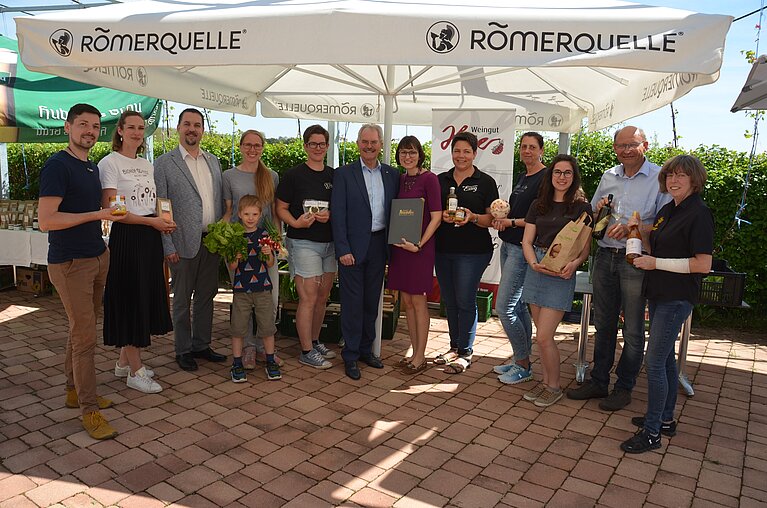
[276,125,337,369]
[492,132,547,384]
[521,155,591,408]
[620,155,713,454]
[433,132,499,374]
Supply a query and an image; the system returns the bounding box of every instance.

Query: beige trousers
[48,249,109,415]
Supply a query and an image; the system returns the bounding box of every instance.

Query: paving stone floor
[1,289,766,507]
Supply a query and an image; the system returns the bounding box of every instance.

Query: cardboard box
[0,265,14,290]
[16,267,52,295]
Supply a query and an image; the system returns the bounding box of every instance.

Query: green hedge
[5,129,765,319]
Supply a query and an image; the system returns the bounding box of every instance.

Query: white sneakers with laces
[126,366,162,393]
[115,361,154,378]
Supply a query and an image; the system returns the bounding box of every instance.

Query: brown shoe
[82,411,118,440]
[402,360,428,375]
[65,389,113,409]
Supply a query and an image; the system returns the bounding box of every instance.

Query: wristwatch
[510,218,517,228]
[472,215,479,224]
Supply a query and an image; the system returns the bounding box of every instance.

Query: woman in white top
[99,111,176,394]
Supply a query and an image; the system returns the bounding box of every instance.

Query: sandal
[434,349,459,365]
[402,360,428,375]
[444,357,471,374]
[395,357,412,368]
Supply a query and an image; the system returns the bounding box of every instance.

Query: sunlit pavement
[1,289,765,508]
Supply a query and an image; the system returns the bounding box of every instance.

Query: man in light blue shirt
[567,126,671,411]
[331,125,400,380]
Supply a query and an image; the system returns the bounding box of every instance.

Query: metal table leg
[574,293,591,383]
[677,313,694,397]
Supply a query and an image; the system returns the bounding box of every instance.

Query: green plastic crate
[439,289,494,322]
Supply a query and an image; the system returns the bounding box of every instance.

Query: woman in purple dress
[387,136,442,374]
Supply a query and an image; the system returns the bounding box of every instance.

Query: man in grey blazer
[154,108,226,371]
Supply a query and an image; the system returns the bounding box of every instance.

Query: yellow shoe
[65,389,113,409]
[82,411,118,440]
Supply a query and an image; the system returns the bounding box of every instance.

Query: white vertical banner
[432,109,516,285]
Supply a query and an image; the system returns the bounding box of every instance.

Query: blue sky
[2,1,763,153]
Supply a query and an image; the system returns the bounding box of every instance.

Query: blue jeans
[590,248,646,391]
[496,242,532,362]
[643,300,692,435]
[435,251,492,356]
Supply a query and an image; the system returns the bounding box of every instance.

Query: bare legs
[529,304,565,389]
[117,346,143,375]
[401,292,430,366]
[295,273,334,350]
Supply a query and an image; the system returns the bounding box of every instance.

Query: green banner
[0,36,160,143]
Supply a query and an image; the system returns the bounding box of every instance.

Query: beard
[72,136,96,151]
[183,133,199,146]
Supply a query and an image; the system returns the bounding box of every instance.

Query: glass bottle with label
[446,186,458,220]
[625,211,642,264]
[592,193,613,240]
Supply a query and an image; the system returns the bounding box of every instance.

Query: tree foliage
[5,129,765,318]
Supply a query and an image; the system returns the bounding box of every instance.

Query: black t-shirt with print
[498,169,546,245]
[275,163,334,242]
[643,193,714,304]
[435,167,499,254]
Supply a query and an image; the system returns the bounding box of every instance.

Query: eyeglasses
[399,150,419,158]
[665,172,689,179]
[613,142,643,151]
[306,142,328,149]
[552,169,574,178]
[241,143,263,151]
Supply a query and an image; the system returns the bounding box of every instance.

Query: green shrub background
[5,129,764,321]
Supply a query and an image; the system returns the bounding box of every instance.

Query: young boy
[229,195,281,382]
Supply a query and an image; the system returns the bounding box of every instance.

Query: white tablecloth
[0,230,48,266]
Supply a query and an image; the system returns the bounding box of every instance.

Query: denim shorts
[521,246,577,312]
[286,238,337,278]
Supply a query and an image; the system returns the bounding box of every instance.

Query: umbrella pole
[382,65,395,165]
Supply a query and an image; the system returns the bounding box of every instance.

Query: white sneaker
[126,367,162,394]
[115,362,154,378]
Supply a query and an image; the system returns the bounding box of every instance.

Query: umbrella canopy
[0,35,160,143]
[731,54,767,112]
[15,0,731,135]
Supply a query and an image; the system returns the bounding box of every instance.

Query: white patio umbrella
[731,54,767,112]
[15,0,731,157]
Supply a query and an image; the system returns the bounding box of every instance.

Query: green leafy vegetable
[203,221,248,263]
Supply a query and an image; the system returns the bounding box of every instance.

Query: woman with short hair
[621,154,714,454]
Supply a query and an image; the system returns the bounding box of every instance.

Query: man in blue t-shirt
[38,103,125,440]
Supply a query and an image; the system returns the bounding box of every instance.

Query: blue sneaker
[493,363,516,375]
[498,364,533,385]
[265,361,282,381]
[231,365,247,383]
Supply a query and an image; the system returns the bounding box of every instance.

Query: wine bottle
[592,193,613,240]
[625,211,642,264]
[447,186,458,220]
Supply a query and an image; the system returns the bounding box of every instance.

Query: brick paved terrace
[1,289,765,508]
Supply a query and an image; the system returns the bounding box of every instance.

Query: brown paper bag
[541,211,593,273]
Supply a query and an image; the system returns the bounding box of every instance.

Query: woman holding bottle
[433,132,499,374]
[99,111,175,394]
[521,154,591,407]
[386,136,442,374]
[620,155,713,454]
[222,130,282,368]
[492,132,547,385]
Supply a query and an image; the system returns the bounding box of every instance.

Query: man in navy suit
[331,124,400,380]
